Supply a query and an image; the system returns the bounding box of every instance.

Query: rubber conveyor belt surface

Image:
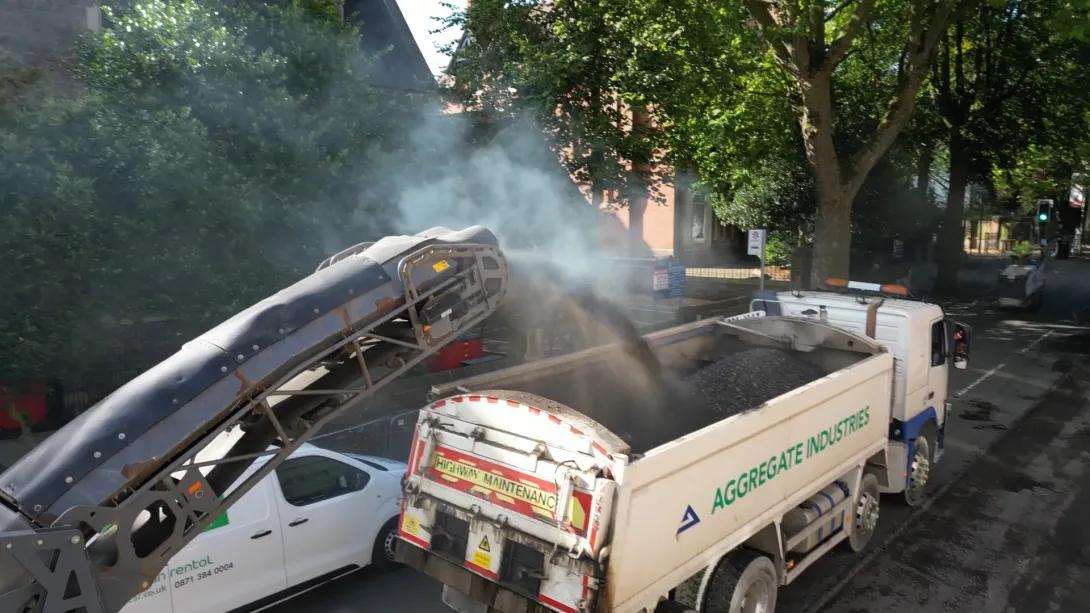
[0,226,501,523]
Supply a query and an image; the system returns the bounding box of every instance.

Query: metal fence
[683,265,792,282]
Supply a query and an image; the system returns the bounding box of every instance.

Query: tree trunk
[629,107,651,257]
[916,148,933,202]
[628,196,646,256]
[799,74,851,287]
[936,129,970,293]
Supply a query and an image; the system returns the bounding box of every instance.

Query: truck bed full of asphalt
[508,345,829,454]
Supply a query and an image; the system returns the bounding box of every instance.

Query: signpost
[748,229,767,290]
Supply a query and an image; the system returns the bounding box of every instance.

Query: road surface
[275,256,1090,613]
[818,354,1090,613]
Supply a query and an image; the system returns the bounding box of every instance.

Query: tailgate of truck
[399,391,625,613]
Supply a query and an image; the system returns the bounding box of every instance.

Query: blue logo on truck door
[677,505,701,537]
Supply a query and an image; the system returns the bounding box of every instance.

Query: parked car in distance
[118,430,406,613]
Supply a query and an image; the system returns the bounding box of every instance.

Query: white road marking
[956,363,1006,398]
[954,329,1056,397]
[1018,329,1053,354]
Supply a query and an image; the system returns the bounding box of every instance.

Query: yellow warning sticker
[402,515,420,536]
[432,260,450,273]
[472,550,492,570]
[478,535,490,552]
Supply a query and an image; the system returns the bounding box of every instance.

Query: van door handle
[251,530,273,539]
[288,518,309,527]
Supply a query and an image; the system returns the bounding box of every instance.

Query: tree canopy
[443,0,1089,286]
[0,0,410,411]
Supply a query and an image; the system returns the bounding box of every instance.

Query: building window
[710,217,730,243]
[691,190,708,243]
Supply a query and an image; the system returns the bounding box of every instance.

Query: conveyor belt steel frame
[0,242,507,613]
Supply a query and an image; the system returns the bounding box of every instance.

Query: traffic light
[1036,199,1053,222]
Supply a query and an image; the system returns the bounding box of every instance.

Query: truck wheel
[371,517,402,573]
[845,473,880,553]
[655,600,698,613]
[700,550,778,613]
[900,429,933,507]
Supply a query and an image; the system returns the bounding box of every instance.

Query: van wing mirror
[952,321,971,370]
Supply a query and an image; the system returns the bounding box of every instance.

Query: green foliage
[928,0,1090,288]
[763,232,796,267]
[0,0,406,382]
[439,0,669,204]
[1048,0,1090,41]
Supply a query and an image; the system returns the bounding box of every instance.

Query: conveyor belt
[0,226,509,613]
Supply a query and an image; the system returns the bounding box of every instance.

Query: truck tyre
[900,427,934,507]
[655,600,698,613]
[371,517,402,573]
[700,550,778,613]
[845,473,880,553]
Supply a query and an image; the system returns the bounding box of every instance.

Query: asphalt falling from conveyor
[500,258,838,454]
[500,267,833,454]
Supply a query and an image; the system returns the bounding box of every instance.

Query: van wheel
[700,550,778,613]
[371,517,402,573]
[843,473,880,553]
[900,428,934,507]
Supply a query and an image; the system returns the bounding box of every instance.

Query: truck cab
[752,278,971,504]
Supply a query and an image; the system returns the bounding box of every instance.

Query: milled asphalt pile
[508,338,831,454]
[682,347,827,418]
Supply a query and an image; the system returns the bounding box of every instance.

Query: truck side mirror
[953,321,971,370]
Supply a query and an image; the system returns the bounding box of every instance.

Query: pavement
[260,257,1090,613]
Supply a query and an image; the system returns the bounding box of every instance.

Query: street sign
[653,266,686,300]
[667,266,686,299]
[1071,184,1085,209]
[748,229,768,290]
[747,229,767,256]
[652,268,668,291]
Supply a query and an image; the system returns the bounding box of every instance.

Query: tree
[739,0,954,285]
[930,0,1090,290]
[0,0,408,441]
[439,0,669,253]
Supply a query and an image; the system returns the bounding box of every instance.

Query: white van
[120,442,406,613]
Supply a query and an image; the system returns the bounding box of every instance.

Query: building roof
[348,0,437,93]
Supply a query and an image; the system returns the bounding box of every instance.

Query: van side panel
[169,474,288,613]
[118,556,173,612]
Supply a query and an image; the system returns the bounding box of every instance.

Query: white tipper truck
[394,279,973,613]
